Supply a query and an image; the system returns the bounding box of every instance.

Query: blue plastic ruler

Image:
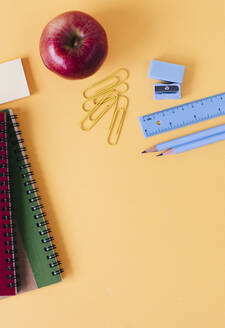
[139,92,225,137]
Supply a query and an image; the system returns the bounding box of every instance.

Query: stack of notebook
[0,109,63,299]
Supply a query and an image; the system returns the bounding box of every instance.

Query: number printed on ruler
[139,92,225,138]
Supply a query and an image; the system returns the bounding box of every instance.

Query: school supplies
[81,92,118,131]
[139,92,225,137]
[148,60,185,83]
[157,131,225,156]
[108,95,129,145]
[148,60,185,100]
[0,109,63,300]
[83,68,129,99]
[0,59,30,104]
[0,112,17,296]
[154,83,181,100]
[81,68,129,145]
[142,123,225,153]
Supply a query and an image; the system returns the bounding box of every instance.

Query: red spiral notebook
[0,112,17,296]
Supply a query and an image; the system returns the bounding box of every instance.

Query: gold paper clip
[80,92,118,131]
[82,82,129,112]
[107,95,129,145]
[83,68,129,99]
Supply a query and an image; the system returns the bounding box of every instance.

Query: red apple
[40,11,108,79]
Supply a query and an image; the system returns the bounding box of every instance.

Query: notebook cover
[1,108,62,298]
[0,112,17,296]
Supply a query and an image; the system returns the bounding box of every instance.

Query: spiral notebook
[0,109,63,299]
[0,112,17,296]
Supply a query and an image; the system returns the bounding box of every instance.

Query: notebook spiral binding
[0,121,19,290]
[7,115,63,277]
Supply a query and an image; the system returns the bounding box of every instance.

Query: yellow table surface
[1,0,225,327]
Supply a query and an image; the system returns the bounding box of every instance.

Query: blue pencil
[142,123,225,153]
[158,130,225,156]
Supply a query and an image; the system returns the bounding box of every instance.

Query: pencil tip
[157,153,163,156]
[142,150,147,153]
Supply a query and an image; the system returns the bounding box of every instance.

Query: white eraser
[0,58,30,104]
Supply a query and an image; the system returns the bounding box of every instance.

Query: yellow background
[1,0,225,327]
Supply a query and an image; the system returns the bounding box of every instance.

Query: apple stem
[70,35,82,49]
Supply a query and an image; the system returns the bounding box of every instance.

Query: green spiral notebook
[0,108,63,299]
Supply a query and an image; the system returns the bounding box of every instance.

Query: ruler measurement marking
[139,92,225,137]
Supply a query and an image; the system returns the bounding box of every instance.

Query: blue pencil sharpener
[149,59,185,100]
